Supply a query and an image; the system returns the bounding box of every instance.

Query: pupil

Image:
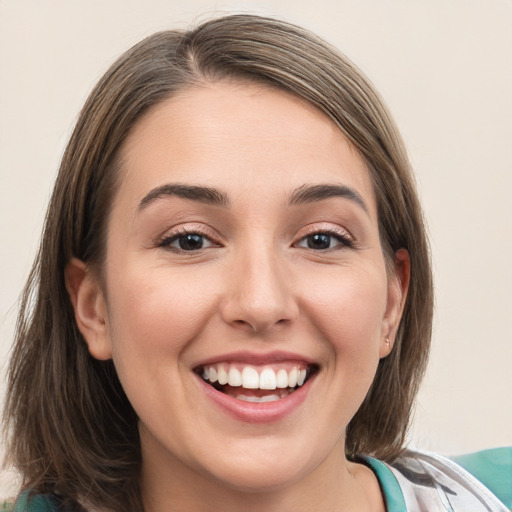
[179,234,203,250]
[308,234,330,249]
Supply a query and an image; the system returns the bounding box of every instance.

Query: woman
[3,14,509,512]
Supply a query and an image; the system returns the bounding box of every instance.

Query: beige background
[1,0,511,495]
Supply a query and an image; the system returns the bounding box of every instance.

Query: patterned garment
[363,447,511,511]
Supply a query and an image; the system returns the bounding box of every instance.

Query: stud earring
[385,337,390,346]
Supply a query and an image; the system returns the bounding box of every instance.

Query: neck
[140,440,384,512]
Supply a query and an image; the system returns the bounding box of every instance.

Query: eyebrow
[137,182,368,214]
[289,184,368,213]
[138,184,230,211]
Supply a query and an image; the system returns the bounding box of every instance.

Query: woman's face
[73,81,407,494]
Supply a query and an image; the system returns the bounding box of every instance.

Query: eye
[159,231,217,252]
[296,231,353,250]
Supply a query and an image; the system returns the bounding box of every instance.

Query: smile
[196,363,318,403]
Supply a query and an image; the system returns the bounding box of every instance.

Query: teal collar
[358,456,407,512]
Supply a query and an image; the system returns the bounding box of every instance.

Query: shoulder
[11,494,58,512]
[451,447,512,510]
[387,447,511,511]
[2,500,15,512]
[10,493,87,512]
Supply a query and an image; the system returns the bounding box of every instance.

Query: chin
[206,461,309,494]
[194,438,331,495]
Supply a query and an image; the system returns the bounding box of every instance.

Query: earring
[385,337,390,346]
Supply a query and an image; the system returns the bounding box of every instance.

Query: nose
[220,245,299,334]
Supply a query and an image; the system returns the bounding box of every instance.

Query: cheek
[283,265,388,437]
[298,263,388,362]
[104,263,221,362]
[101,265,224,426]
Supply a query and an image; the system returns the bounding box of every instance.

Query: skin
[67,81,409,512]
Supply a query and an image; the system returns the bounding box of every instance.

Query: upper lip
[193,350,318,369]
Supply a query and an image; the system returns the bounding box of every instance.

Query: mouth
[194,362,319,403]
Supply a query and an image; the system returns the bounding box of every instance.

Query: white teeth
[259,394,280,402]
[276,369,288,388]
[228,367,242,387]
[288,367,298,387]
[236,394,281,403]
[217,365,228,385]
[202,363,312,390]
[259,368,277,390]
[241,367,259,389]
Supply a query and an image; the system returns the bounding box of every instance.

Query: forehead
[116,80,377,216]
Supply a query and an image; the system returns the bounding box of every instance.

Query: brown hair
[3,14,433,511]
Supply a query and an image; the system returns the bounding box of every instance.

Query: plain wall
[1,0,511,495]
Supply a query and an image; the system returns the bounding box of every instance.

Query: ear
[65,257,112,360]
[380,248,410,358]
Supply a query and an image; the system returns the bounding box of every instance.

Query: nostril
[225,310,296,334]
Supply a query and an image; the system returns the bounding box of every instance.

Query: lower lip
[195,374,315,423]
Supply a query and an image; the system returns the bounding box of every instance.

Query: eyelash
[158,227,354,253]
[158,229,221,252]
[294,228,355,251]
